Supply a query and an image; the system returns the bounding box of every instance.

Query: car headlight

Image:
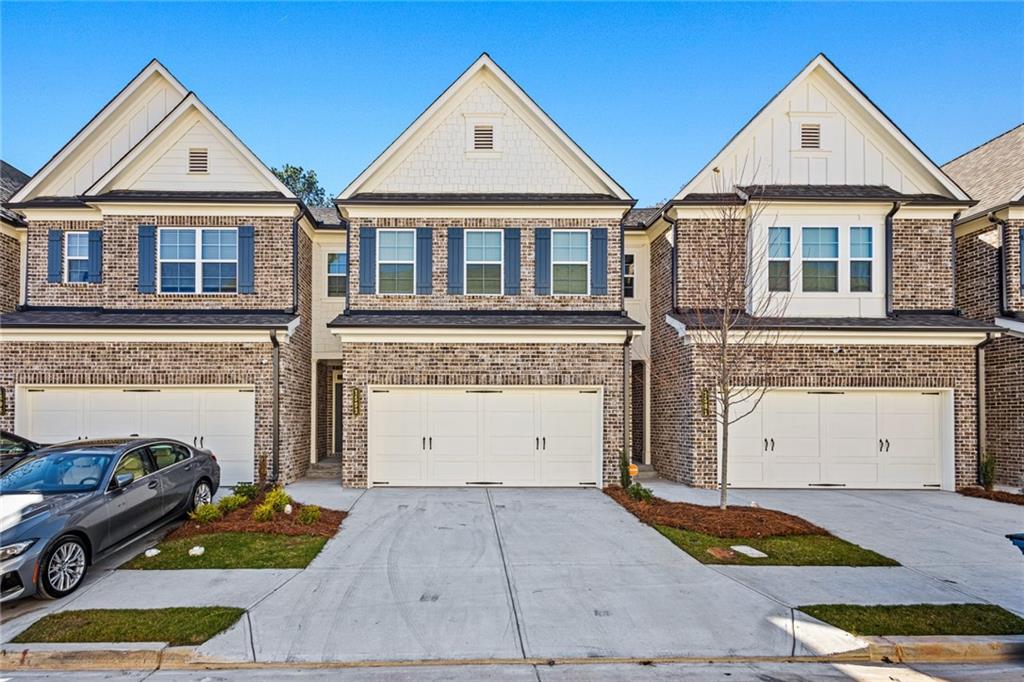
[0,540,37,561]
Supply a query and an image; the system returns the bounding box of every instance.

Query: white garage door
[16,386,256,485]
[728,390,944,489]
[368,387,602,486]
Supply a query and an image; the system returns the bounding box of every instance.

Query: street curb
[866,635,1024,663]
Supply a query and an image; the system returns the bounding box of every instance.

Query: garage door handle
[536,437,539,450]
[543,437,546,450]
[193,436,198,447]
[885,439,890,452]
[422,437,426,450]
[429,437,432,450]
[879,439,884,452]
[199,437,204,448]
[764,438,768,452]
[770,438,774,451]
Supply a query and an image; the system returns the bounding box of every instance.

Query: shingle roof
[329,309,644,330]
[669,310,998,333]
[342,192,629,204]
[942,124,1024,222]
[623,206,662,229]
[308,205,345,226]
[738,185,963,203]
[1,161,30,226]
[0,308,298,330]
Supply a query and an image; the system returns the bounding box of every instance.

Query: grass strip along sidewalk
[11,607,245,646]
[606,487,897,566]
[800,603,1024,636]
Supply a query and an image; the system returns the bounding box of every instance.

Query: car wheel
[190,479,213,510]
[37,536,88,600]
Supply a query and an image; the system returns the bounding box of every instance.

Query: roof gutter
[884,201,903,316]
[988,212,1010,315]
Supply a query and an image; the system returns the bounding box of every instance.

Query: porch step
[634,464,658,481]
[306,456,342,479]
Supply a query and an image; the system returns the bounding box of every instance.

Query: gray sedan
[0,437,220,601]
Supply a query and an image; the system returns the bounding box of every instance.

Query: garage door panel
[20,390,84,444]
[85,390,144,438]
[764,460,821,485]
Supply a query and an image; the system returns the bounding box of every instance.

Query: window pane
[624,254,635,298]
[802,261,838,292]
[466,263,501,294]
[768,227,790,259]
[552,263,588,294]
[114,452,150,479]
[328,274,348,297]
[201,230,237,260]
[850,227,872,259]
[379,230,414,261]
[160,262,195,292]
[67,260,90,283]
[66,233,89,258]
[851,260,872,292]
[327,253,347,275]
[202,263,237,293]
[378,263,414,294]
[802,227,838,259]
[150,444,189,470]
[160,229,195,260]
[768,260,790,292]
[553,231,588,263]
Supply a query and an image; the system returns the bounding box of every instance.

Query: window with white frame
[767,227,791,292]
[327,252,348,297]
[465,230,502,295]
[377,229,415,294]
[623,253,635,298]
[158,228,238,293]
[552,230,589,295]
[64,232,89,283]
[801,227,839,292]
[849,227,873,292]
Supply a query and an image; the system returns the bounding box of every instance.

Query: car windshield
[0,452,113,494]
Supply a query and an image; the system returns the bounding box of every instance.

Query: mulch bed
[168,492,346,540]
[605,487,828,538]
[959,487,1024,507]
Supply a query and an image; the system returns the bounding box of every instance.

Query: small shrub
[232,482,260,501]
[627,482,653,503]
[298,505,321,526]
[217,494,247,514]
[189,503,222,524]
[264,487,292,513]
[619,449,632,489]
[251,503,275,523]
[980,454,997,491]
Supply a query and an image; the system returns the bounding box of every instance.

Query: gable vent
[800,124,821,150]
[188,148,209,173]
[473,125,494,151]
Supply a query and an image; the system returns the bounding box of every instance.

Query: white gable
[678,55,968,200]
[341,55,630,200]
[12,61,188,201]
[86,95,292,197]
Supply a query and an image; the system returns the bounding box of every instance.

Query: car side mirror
[112,472,134,489]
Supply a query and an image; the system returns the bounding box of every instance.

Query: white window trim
[464,229,504,296]
[800,226,840,294]
[325,251,348,299]
[849,226,874,293]
[63,231,89,284]
[623,253,636,298]
[767,226,791,293]
[376,228,417,296]
[551,229,591,297]
[156,227,239,295]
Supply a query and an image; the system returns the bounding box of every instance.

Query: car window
[112,450,152,482]
[1,452,113,493]
[150,443,191,470]
[0,435,26,455]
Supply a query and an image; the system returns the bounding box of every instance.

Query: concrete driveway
[648,481,1024,617]
[198,487,860,663]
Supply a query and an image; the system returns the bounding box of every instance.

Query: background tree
[686,166,790,509]
[272,164,331,207]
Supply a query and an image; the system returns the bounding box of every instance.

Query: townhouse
[943,125,1024,487]
[0,53,1008,491]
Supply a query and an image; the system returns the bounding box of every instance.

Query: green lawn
[655,524,899,566]
[12,607,244,646]
[124,532,327,569]
[800,603,1024,636]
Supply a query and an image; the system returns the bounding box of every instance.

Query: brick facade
[985,336,1024,487]
[956,224,1002,321]
[26,215,294,310]
[675,218,747,310]
[348,218,621,311]
[339,342,626,488]
[1,231,19,312]
[630,360,645,462]
[1003,220,1024,314]
[891,218,956,311]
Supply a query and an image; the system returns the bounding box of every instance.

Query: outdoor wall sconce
[351,387,362,416]
[700,388,711,418]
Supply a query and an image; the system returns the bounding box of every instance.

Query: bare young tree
[685,166,792,509]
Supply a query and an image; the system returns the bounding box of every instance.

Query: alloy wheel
[194,481,213,507]
[47,541,86,593]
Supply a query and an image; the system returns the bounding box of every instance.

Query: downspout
[950,211,960,312]
[975,333,995,485]
[668,216,679,312]
[270,331,281,483]
[884,201,902,317]
[988,212,1010,315]
[623,330,633,467]
[619,218,626,315]
[344,217,351,314]
[291,219,299,313]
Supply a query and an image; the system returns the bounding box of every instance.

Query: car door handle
[183,463,192,471]
[148,480,158,489]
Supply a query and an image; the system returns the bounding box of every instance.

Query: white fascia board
[340,204,627,220]
[331,326,632,344]
[0,328,289,344]
[995,317,1024,337]
[681,327,991,346]
[88,202,299,218]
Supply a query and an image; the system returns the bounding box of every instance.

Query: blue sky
[2,2,1022,205]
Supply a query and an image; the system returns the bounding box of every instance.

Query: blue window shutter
[359,227,376,294]
[447,228,464,294]
[416,227,433,295]
[238,225,255,293]
[137,225,156,293]
[535,228,551,295]
[47,230,62,283]
[87,230,103,283]
[504,228,520,295]
[590,228,608,295]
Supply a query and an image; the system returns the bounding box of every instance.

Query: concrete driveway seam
[485,488,527,660]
